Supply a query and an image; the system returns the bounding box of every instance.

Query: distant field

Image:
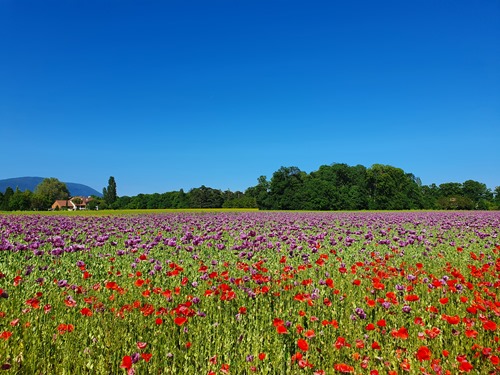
[0,208,260,216]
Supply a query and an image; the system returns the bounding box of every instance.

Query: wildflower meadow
[0,211,499,374]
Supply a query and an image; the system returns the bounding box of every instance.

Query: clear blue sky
[1,0,499,196]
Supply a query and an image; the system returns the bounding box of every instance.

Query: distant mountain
[0,177,103,197]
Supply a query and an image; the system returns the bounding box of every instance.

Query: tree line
[1,164,499,211]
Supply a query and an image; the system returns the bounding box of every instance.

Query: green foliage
[9,188,33,211]
[1,187,14,210]
[33,178,70,210]
[245,176,271,209]
[494,186,500,209]
[436,196,475,210]
[0,166,497,211]
[438,182,462,197]
[366,164,422,210]
[267,166,307,210]
[189,185,224,208]
[462,180,492,207]
[103,176,117,205]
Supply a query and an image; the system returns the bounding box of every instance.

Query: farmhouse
[51,196,93,210]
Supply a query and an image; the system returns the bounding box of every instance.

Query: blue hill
[0,177,103,197]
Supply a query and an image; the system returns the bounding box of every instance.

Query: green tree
[32,178,69,210]
[436,195,474,210]
[493,186,500,209]
[300,177,335,210]
[103,176,117,205]
[367,164,422,210]
[86,197,103,210]
[188,186,224,208]
[267,166,307,210]
[1,187,14,211]
[438,182,462,197]
[245,176,271,209]
[421,184,440,209]
[462,180,492,209]
[9,188,33,211]
[307,163,369,210]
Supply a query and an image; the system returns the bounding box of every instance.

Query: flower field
[0,211,499,374]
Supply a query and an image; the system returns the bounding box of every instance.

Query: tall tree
[9,188,32,211]
[366,164,422,209]
[103,176,117,205]
[188,185,224,208]
[462,180,492,209]
[32,178,69,210]
[268,166,307,210]
[245,176,271,209]
[1,187,14,211]
[493,186,500,209]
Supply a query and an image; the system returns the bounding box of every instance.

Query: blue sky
[1,0,499,196]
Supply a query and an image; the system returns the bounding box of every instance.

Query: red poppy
[297,338,309,352]
[304,329,315,338]
[483,320,497,331]
[64,299,77,308]
[120,356,132,370]
[414,317,424,326]
[465,329,478,338]
[404,294,419,302]
[258,353,266,360]
[442,315,460,325]
[141,353,152,362]
[80,307,93,316]
[371,341,381,350]
[137,342,147,350]
[365,323,375,331]
[333,363,354,373]
[425,327,441,339]
[276,325,288,334]
[376,319,386,327]
[458,361,473,372]
[366,299,376,307]
[355,339,365,349]
[391,327,409,339]
[273,318,284,326]
[57,324,74,334]
[400,358,411,372]
[0,331,12,340]
[416,346,431,361]
[334,337,349,349]
[174,316,187,326]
